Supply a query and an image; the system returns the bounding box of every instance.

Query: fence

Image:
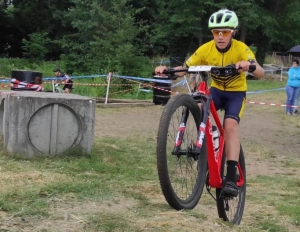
[272,52,300,67]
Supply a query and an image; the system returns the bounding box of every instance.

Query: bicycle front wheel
[216,144,246,225]
[157,94,207,210]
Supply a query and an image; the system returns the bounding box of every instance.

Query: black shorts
[63,80,73,90]
[210,87,246,123]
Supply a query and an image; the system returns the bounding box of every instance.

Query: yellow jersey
[185,39,256,91]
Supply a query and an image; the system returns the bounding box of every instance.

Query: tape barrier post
[52,80,55,93]
[105,72,112,104]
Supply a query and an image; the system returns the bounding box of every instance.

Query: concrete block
[0,91,95,158]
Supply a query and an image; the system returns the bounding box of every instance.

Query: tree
[22,32,51,62]
[1,0,74,58]
[61,0,151,75]
[151,0,215,65]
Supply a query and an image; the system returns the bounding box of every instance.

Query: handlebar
[154,64,256,80]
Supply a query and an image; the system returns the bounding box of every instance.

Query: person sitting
[53,67,73,93]
[34,76,43,92]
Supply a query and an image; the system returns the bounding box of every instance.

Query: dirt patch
[94,102,297,179]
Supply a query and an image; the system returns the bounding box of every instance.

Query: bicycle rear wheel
[216,144,246,225]
[157,94,207,210]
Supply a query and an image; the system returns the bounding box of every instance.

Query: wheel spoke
[216,145,246,224]
[157,94,207,210]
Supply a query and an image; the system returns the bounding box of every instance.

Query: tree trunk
[254,27,270,66]
[169,36,191,67]
[239,25,247,43]
[198,31,204,46]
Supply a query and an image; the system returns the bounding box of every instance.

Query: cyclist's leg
[219,91,246,196]
[209,87,225,111]
[63,83,72,93]
[216,144,246,224]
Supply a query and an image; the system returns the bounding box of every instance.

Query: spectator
[34,75,43,92]
[53,67,73,93]
[286,60,300,115]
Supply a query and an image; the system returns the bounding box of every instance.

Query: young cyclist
[154,9,264,197]
[53,67,73,93]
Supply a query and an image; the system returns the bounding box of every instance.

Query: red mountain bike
[156,65,255,225]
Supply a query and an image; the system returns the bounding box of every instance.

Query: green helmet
[208,9,238,29]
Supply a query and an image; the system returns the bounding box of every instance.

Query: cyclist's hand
[154,66,168,77]
[236,61,252,72]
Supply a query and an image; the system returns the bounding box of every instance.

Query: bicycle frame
[200,78,245,188]
[174,74,245,189]
[51,80,64,93]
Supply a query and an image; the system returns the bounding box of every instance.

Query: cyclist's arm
[249,61,264,78]
[64,74,70,82]
[154,44,206,77]
[236,60,264,78]
[154,65,187,77]
[237,46,264,78]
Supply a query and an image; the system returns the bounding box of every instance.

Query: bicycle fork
[195,100,210,154]
[172,103,208,156]
[173,107,189,154]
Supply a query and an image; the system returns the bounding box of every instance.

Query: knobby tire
[157,94,207,210]
[216,144,246,224]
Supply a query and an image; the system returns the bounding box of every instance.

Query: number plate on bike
[188,66,214,72]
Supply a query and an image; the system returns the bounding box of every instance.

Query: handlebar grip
[248,65,256,73]
[152,68,178,80]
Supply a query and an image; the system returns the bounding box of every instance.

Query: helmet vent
[216,13,224,23]
[210,16,214,23]
[224,15,232,22]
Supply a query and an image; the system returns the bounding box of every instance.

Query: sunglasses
[211,29,233,37]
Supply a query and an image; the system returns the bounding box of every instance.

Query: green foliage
[2,0,300,74]
[61,0,151,76]
[249,45,257,54]
[22,32,51,62]
[247,79,285,92]
[0,58,64,77]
